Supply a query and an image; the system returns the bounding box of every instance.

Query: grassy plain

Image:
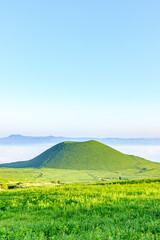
[0,179,160,239]
[0,167,160,184]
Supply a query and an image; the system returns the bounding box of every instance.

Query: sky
[0,0,160,138]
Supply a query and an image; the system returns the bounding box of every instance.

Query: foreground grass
[0,179,160,239]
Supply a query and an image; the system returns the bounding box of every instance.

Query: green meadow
[0,167,160,184]
[0,179,160,239]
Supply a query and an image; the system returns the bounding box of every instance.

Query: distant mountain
[0,140,159,170]
[0,134,89,145]
[0,134,160,145]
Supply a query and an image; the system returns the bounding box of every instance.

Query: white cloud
[0,144,55,164]
[112,145,160,162]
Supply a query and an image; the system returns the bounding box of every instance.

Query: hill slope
[0,140,159,170]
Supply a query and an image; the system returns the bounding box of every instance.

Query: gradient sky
[0,0,160,137]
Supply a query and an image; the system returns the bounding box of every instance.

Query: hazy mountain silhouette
[0,135,160,145]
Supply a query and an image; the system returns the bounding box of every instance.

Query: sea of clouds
[0,144,55,164]
[112,145,160,162]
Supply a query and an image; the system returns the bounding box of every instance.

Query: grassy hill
[0,140,159,171]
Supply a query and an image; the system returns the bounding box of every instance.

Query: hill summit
[0,140,159,170]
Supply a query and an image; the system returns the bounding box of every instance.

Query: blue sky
[0,0,160,137]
